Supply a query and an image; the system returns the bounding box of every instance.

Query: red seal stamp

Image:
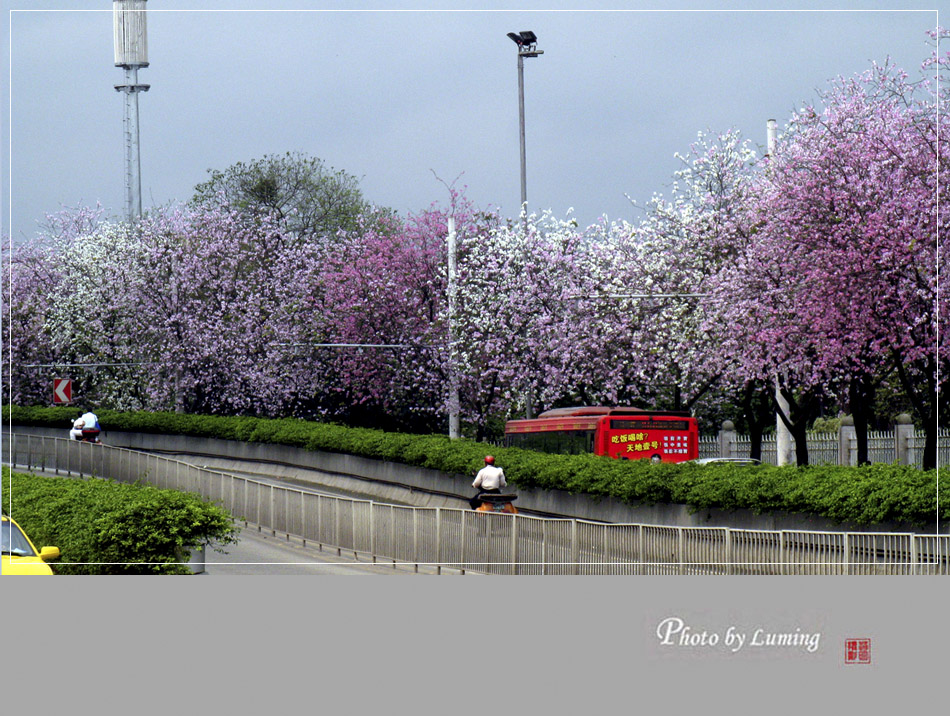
[845,638,871,664]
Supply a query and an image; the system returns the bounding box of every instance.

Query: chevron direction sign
[53,378,72,404]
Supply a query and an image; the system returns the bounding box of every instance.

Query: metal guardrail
[3,433,947,575]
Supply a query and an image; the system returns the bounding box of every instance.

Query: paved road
[143,450,418,505]
[202,521,461,576]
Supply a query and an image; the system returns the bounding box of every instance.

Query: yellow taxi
[1,514,60,575]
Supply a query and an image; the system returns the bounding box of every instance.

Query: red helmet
[484,455,495,465]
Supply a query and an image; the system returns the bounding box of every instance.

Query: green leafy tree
[191,151,376,242]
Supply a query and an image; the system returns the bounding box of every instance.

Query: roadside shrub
[5,405,946,528]
[2,467,239,574]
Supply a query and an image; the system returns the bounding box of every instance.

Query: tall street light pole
[507,31,543,419]
[507,31,543,234]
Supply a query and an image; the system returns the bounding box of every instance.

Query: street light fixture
[507,30,543,233]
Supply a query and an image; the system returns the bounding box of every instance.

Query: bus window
[507,430,594,456]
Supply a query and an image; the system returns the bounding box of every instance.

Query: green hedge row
[6,405,947,529]
[2,467,239,574]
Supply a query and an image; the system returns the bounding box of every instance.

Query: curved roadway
[141,449,467,575]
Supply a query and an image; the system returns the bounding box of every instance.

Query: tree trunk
[748,422,764,462]
[738,380,772,462]
[848,375,874,466]
[893,353,937,470]
[924,428,937,472]
[776,384,820,466]
[792,420,809,466]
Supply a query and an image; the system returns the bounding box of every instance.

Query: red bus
[504,406,699,463]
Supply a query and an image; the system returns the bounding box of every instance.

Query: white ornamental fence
[699,420,946,468]
[3,433,947,575]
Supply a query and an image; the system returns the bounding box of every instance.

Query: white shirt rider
[473,463,507,492]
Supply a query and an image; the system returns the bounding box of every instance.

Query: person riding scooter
[77,409,101,443]
[469,455,507,510]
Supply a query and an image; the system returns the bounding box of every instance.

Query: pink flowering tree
[127,206,328,416]
[2,238,64,405]
[711,35,945,467]
[309,192,500,432]
[930,31,950,444]
[5,35,942,459]
[313,211,444,428]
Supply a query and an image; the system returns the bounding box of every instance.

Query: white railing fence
[3,434,947,575]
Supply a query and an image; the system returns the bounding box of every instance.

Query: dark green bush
[2,467,239,574]
[5,405,946,528]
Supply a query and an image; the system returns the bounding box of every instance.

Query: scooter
[70,419,101,443]
[79,429,101,443]
[474,493,518,514]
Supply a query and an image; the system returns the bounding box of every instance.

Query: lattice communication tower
[113,0,149,222]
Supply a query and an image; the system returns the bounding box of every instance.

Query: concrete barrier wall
[4,426,937,534]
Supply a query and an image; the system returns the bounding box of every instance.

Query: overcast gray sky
[2,2,941,242]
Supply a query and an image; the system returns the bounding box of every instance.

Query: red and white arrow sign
[53,378,72,404]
